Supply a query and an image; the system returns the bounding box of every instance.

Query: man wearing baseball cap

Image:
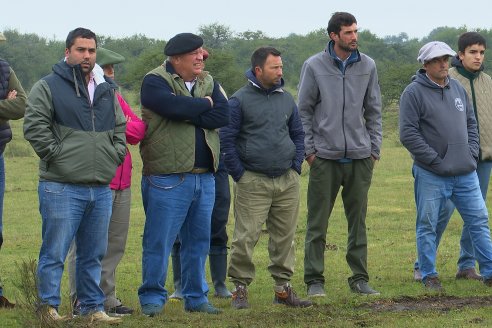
[400,41,492,291]
[0,31,26,308]
[138,33,229,316]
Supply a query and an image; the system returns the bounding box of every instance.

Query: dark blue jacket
[220,70,304,181]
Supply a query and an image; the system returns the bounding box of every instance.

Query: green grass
[3,111,492,327]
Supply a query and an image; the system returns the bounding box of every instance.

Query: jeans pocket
[42,181,66,194]
[147,174,185,190]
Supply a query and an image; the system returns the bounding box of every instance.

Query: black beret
[164,33,203,56]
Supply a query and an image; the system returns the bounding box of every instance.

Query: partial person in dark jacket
[221,46,311,310]
[0,31,26,309]
[23,27,126,324]
[400,40,492,291]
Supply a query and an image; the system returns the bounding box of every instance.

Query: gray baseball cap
[417,41,456,64]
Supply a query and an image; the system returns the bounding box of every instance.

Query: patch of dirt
[325,243,339,251]
[362,295,492,312]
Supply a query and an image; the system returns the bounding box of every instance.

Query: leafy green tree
[198,23,233,49]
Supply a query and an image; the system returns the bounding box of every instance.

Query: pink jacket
[110,93,146,190]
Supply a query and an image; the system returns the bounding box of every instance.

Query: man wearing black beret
[138,32,229,316]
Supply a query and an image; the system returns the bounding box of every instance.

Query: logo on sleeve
[455,98,464,112]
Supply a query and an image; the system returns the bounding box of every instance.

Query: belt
[190,167,209,174]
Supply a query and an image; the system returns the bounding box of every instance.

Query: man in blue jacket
[221,46,311,309]
[400,41,492,290]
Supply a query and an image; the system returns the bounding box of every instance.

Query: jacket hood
[52,60,116,98]
[412,68,450,90]
[245,69,284,93]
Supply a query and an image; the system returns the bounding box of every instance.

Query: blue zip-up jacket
[220,69,305,182]
[399,69,478,176]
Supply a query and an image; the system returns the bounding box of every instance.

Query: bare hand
[7,90,17,99]
[205,96,214,107]
[306,154,316,166]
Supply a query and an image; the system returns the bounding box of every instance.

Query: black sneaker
[106,304,134,316]
[274,284,313,308]
[231,284,250,310]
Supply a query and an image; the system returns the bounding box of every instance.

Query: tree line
[2,24,492,110]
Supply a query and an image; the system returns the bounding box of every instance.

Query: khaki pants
[228,169,300,286]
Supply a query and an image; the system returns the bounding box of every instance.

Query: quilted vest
[139,64,220,175]
[449,67,492,161]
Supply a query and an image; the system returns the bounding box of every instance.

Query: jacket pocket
[436,143,477,176]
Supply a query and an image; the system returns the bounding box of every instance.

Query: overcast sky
[3,0,491,42]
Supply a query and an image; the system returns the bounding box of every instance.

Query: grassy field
[3,110,492,327]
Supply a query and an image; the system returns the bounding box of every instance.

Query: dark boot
[209,252,232,298]
[169,244,183,300]
[0,295,15,308]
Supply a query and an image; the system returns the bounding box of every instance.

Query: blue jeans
[413,165,492,282]
[37,182,112,314]
[138,173,214,310]
[0,154,4,297]
[414,160,492,271]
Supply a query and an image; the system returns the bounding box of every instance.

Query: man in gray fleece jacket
[298,12,382,297]
[400,40,492,291]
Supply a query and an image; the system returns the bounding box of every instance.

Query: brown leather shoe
[456,268,482,281]
[414,268,422,282]
[0,296,15,308]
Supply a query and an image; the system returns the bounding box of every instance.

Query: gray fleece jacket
[399,69,478,176]
[298,41,382,160]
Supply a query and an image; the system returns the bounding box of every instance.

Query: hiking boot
[231,284,250,310]
[106,304,134,316]
[456,268,482,281]
[185,302,222,314]
[307,283,326,298]
[274,284,313,308]
[350,281,380,295]
[424,276,443,291]
[414,268,422,282]
[86,311,122,324]
[0,296,15,308]
[141,303,163,317]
